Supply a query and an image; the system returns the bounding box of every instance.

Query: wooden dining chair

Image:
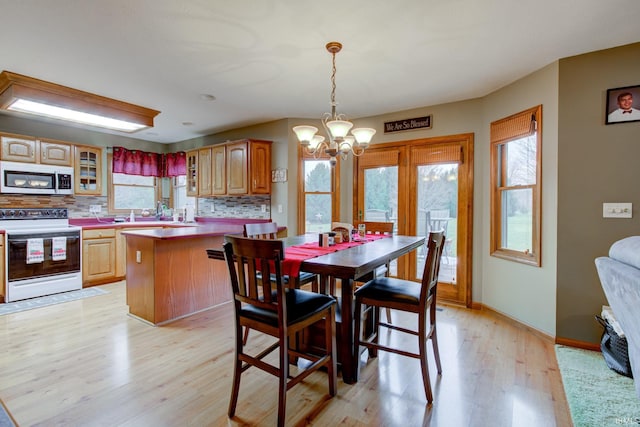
[353,230,445,403]
[354,221,395,323]
[244,222,318,289]
[222,235,337,426]
[244,221,279,239]
[242,222,318,344]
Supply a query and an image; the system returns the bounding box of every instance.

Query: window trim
[490,105,542,267]
[297,147,340,235]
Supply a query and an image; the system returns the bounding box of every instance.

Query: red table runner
[282,234,389,277]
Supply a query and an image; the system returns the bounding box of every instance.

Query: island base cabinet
[125,234,232,325]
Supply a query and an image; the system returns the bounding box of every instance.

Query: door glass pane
[501,188,533,251]
[305,194,332,233]
[363,166,398,274]
[416,164,458,284]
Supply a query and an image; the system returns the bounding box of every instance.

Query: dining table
[207,233,425,384]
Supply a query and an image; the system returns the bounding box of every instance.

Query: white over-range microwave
[0,160,74,195]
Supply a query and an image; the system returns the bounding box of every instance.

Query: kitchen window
[110,173,158,212]
[490,105,542,266]
[107,153,159,214]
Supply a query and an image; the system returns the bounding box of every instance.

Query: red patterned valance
[162,151,187,177]
[112,147,186,177]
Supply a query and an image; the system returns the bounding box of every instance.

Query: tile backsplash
[0,194,271,219]
[198,195,271,219]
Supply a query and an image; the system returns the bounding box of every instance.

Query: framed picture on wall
[606,85,640,124]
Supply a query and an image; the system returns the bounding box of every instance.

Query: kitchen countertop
[120,222,245,240]
[0,218,280,236]
[69,217,275,231]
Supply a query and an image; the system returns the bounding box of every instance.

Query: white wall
[480,62,559,336]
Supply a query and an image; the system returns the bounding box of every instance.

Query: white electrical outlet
[261,204,266,213]
[89,205,102,214]
[278,204,283,213]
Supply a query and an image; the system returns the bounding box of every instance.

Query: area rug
[0,287,109,316]
[0,399,16,427]
[555,344,640,426]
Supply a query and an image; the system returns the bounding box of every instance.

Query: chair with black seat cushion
[244,222,318,291]
[242,222,319,344]
[354,230,445,403]
[223,235,337,427]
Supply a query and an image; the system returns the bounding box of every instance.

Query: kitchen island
[121,221,273,325]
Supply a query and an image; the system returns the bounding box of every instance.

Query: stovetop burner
[0,208,78,232]
[0,208,68,220]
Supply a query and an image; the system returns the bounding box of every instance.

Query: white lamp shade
[293,125,318,142]
[351,127,376,144]
[326,119,353,138]
[341,136,355,154]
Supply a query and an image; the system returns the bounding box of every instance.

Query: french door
[355,134,473,306]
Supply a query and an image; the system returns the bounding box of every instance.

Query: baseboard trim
[555,336,600,352]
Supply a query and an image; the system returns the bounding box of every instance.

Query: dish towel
[27,238,45,264]
[52,237,67,261]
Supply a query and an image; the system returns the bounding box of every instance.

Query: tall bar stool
[222,235,337,426]
[354,230,445,402]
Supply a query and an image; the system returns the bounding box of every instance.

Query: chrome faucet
[156,201,163,219]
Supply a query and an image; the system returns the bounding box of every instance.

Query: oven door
[6,229,81,282]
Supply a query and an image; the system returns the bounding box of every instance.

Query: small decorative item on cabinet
[271,168,288,183]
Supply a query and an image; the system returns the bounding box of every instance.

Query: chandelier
[293,42,376,166]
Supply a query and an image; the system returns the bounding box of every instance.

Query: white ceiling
[1,0,640,144]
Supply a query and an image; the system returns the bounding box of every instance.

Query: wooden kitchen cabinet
[1,133,73,166]
[75,145,102,195]
[186,149,198,196]
[198,147,212,196]
[185,138,272,197]
[0,133,37,163]
[39,138,73,166]
[82,228,116,285]
[249,139,272,194]
[211,144,226,195]
[115,229,127,278]
[227,139,272,195]
[226,140,248,194]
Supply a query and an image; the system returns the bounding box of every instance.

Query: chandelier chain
[330,50,337,115]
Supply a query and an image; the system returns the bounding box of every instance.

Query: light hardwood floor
[0,281,572,426]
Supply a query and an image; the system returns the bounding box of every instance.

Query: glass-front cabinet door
[186,150,198,196]
[74,145,102,195]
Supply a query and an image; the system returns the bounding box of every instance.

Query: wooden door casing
[354,134,474,307]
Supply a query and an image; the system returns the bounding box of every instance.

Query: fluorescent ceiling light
[0,70,160,133]
[8,99,147,132]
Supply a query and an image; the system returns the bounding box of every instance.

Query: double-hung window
[490,105,542,266]
[298,149,340,234]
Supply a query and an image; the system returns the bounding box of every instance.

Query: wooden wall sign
[384,115,432,133]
